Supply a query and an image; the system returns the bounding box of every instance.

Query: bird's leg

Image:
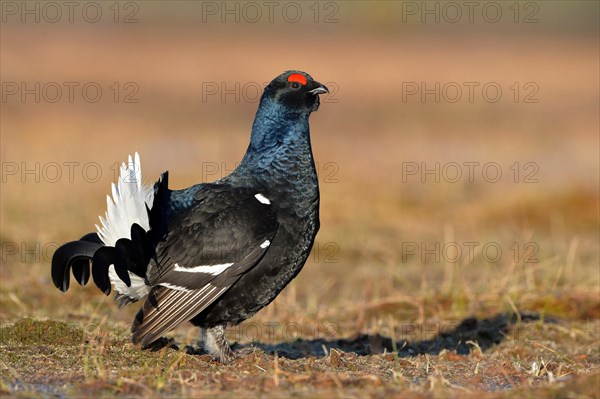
[202,325,236,363]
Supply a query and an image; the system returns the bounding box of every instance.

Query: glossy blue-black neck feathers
[235,95,313,177]
[224,93,319,218]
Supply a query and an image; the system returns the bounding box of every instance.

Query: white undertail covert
[95,152,153,300]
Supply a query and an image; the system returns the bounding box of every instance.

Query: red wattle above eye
[287,74,307,86]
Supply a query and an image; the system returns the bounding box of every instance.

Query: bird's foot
[202,325,237,364]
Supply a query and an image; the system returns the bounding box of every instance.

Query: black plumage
[51,71,328,362]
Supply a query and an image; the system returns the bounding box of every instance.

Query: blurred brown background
[1,1,598,329]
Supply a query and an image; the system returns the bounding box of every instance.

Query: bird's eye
[291,82,301,89]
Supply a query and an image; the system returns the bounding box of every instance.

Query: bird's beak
[308,82,329,95]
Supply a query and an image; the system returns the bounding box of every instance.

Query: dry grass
[1,3,599,397]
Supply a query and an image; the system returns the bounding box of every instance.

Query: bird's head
[261,71,329,115]
[243,71,328,160]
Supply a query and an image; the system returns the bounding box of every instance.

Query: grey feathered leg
[202,325,236,363]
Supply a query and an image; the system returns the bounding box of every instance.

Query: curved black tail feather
[51,233,103,292]
[51,171,169,298]
[52,222,159,296]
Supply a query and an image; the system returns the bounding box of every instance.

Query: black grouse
[51,71,328,362]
